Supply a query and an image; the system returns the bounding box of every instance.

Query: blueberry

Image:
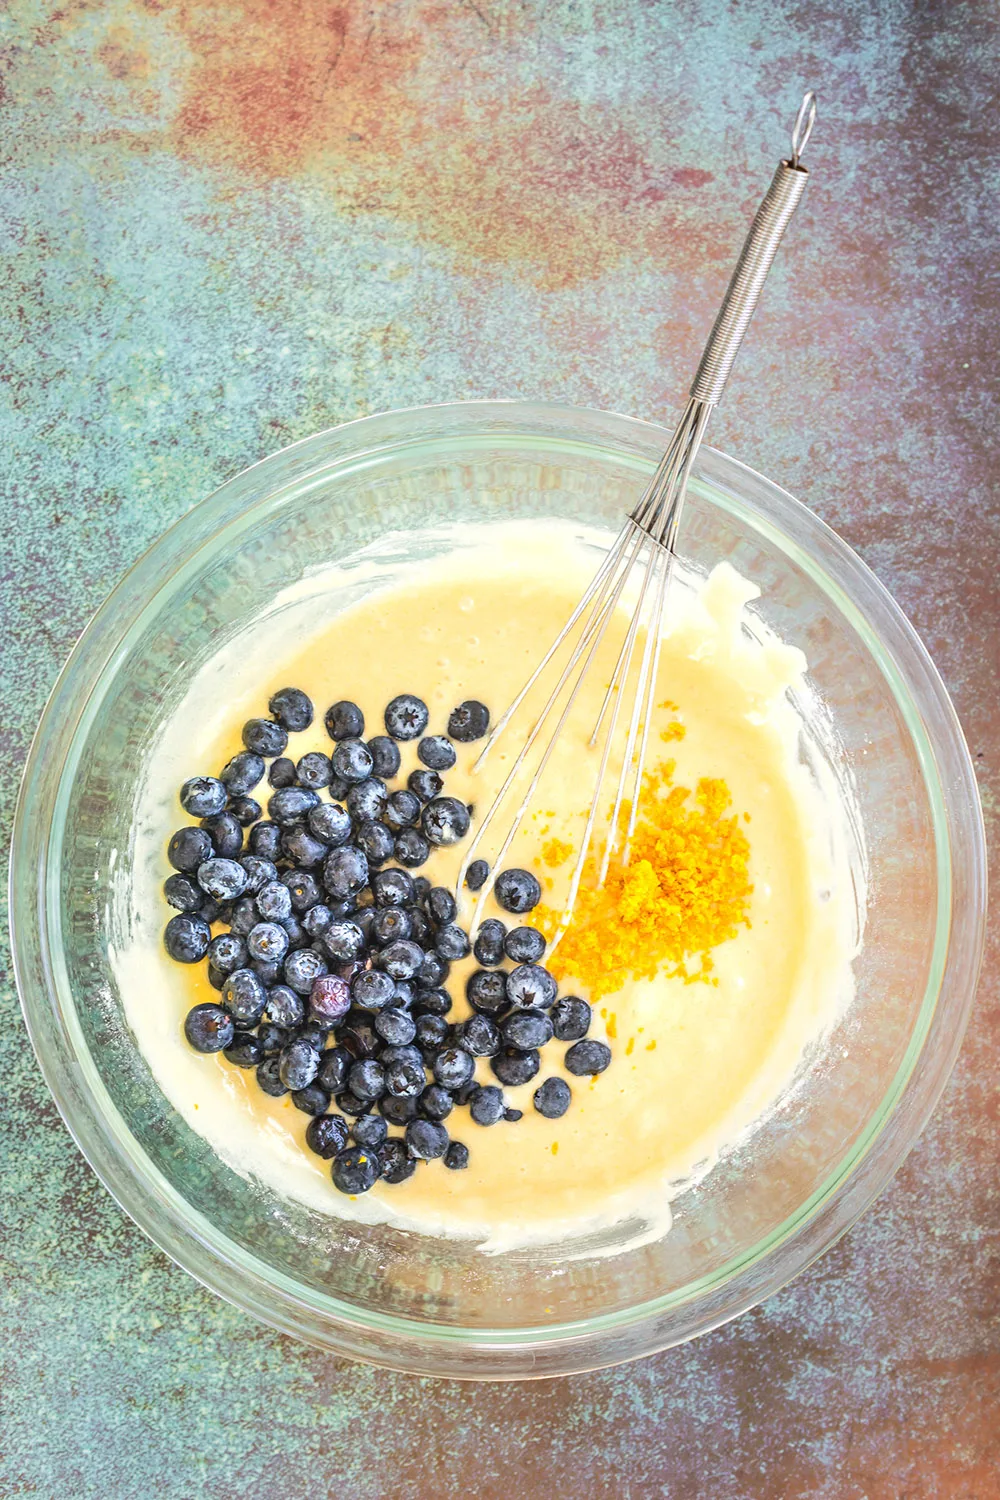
[280,826,329,869]
[268,786,320,825]
[229,795,262,826]
[461,1014,501,1057]
[164,873,204,913]
[425,886,457,926]
[433,1047,475,1090]
[221,750,266,796]
[240,855,278,896]
[332,1144,381,1194]
[501,1009,553,1050]
[470,1085,505,1126]
[324,700,365,741]
[371,907,412,944]
[308,974,350,1025]
[379,1138,417,1183]
[296,1022,330,1051]
[465,859,490,892]
[413,876,431,900]
[307,804,353,852]
[383,789,419,831]
[354,908,378,945]
[415,1013,449,1052]
[281,915,308,950]
[550,996,591,1041]
[332,738,373,785]
[230,897,259,935]
[494,867,542,915]
[281,870,323,912]
[317,1045,352,1094]
[306,1113,349,1158]
[407,907,432,945]
[380,1093,420,1126]
[207,961,226,991]
[184,1002,234,1052]
[269,756,297,789]
[405,1118,449,1160]
[384,694,429,741]
[435,924,470,961]
[448,700,490,742]
[199,897,224,926]
[375,1008,417,1046]
[256,880,293,922]
[247,921,290,963]
[283,948,328,995]
[506,964,558,1009]
[336,1089,370,1117]
[504,1107,523,1122]
[419,1084,454,1121]
[266,986,305,1030]
[367,734,401,779]
[416,987,452,1017]
[379,940,424,981]
[372,867,415,908]
[407,769,443,804]
[302,903,335,938]
[279,1037,321,1091]
[168,826,213,873]
[296,751,333,790]
[355,819,395,866]
[385,1057,426,1098]
[322,845,369,901]
[353,1112,388,1149]
[504,926,546,964]
[417,735,456,771]
[344,779,385,825]
[248,821,283,860]
[565,1040,612,1076]
[466,969,509,1017]
[395,830,430,867]
[242,718,288,757]
[444,1141,470,1170]
[416,949,448,989]
[269,686,314,733]
[422,797,471,847]
[256,1057,288,1097]
[201,812,244,859]
[322,920,365,962]
[491,1047,540,1087]
[257,1022,288,1056]
[252,959,282,987]
[292,1081,331,1115]
[533,1077,571,1119]
[472,918,506,966]
[339,1012,381,1058]
[164,914,211,963]
[208,931,248,975]
[221,968,267,1025]
[180,775,227,819]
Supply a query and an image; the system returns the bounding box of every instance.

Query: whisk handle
[689,157,809,408]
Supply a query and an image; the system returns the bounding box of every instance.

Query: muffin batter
[114,520,857,1250]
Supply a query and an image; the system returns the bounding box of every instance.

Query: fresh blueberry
[501,1009,553,1050]
[354,819,394,866]
[506,964,558,1009]
[307,803,352,847]
[164,914,211,964]
[405,1117,449,1160]
[284,948,328,995]
[257,1022,288,1056]
[425,886,456,926]
[415,1013,449,1052]
[367,734,401,779]
[322,920,366,962]
[379,940,424,981]
[279,1037,321,1091]
[444,1141,470,1170]
[504,926,546,964]
[331,738,373,785]
[168,826,213,873]
[419,1085,454,1122]
[239,855,277,896]
[336,1089,370,1117]
[292,1082,331,1116]
[256,880,293,922]
[247,921,290,963]
[280,826,329,869]
[208,931,248,975]
[221,968,267,1025]
[465,859,490,892]
[324,700,365,741]
[407,907,431,945]
[346,777,388,824]
[413,876,431,901]
[395,829,430,867]
[230,896,259,935]
[268,786,320,825]
[491,1047,540,1087]
[416,987,452,1017]
[417,735,456,771]
[473,918,507,966]
[310,974,351,1026]
[302,903,335,938]
[201,812,244,858]
[269,686,314,733]
[229,795,262,827]
[354,908,377,945]
[372,868,415,908]
[466,969,510,1017]
[281,870,323,912]
[448,700,490,742]
[435,924,469,961]
[265,986,305,1030]
[461,1014,501,1057]
[407,769,443,804]
[384,789,420,831]
[380,1093,420,1126]
[322,845,369,901]
[253,959,282,987]
[221,751,266,796]
[332,1144,381,1194]
[200,897,224,925]
[269,756,297,789]
[296,751,333,790]
[164,873,204,913]
[248,821,283,860]
[306,1113,349,1158]
[469,1085,505,1126]
[281,915,309,950]
[422,797,470,847]
[385,1057,426,1098]
[565,1040,612,1076]
[353,1112,388,1149]
[416,949,448,988]
[384,694,429,741]
[550,996,591,1041]
[184,1002,234,1052]
[433,1047,475,1090]
[339,1013,381,1058]
[494,867,542,915]
[375,1008,417,1047]
[533,1077,571,1118]
[180,775,227,819]
[242,718,288,757]
[378,1137,416,1183]
[504,1107,523,1122]
[317,1045,352,1094]
[371,907,412,945]
[297,1021,330,1051]
[223,1031,263,1069]
[256,1056,288,1097]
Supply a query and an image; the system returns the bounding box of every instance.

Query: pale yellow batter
[115,521,856,1250]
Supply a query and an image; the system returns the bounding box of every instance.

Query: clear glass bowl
[10,402,987,1378]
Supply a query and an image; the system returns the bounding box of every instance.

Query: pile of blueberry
[163,688,612,1194]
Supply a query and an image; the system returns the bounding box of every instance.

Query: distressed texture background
[1,1,998,1495]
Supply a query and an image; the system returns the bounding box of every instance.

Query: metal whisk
[457,91,817,946]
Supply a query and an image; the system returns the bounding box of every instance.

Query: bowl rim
[10,399,988,1377]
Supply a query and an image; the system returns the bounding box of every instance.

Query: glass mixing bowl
[10,402,987,1378]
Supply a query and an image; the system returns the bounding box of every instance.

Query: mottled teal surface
[2,0,998,1494]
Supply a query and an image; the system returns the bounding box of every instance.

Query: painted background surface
[2,1,998,1494]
